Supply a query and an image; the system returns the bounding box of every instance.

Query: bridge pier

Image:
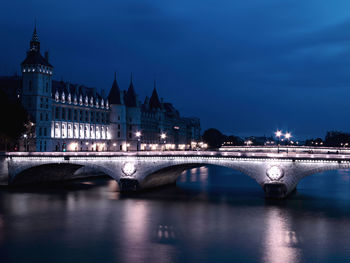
[119,178,139,192]
[263,183,289,199]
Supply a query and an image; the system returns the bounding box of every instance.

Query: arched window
[96,126,100,139]
[101,127,105,139]
[29,80,32,91]
[74,125,78,138]
[62,124,66,138]
[90,126,95,139]
[55,123,60,138]
[68,124,73,138]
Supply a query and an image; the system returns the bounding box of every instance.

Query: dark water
[1,166,350,263]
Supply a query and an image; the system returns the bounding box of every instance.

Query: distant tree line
[203,128,350,149]
[201,128,261,149]
[202,128,241,149]
[306,131,350,147]
[202,128,278,149]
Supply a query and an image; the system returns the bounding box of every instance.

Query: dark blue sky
[1,0,350,139]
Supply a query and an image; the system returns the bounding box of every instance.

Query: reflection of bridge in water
[2,146,350,198]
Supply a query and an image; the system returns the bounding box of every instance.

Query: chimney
[44,51,49,62]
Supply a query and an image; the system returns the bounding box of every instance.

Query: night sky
[1,0,350,139]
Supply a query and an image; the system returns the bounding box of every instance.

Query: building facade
[141,84,201,150]
[1,26,201,152]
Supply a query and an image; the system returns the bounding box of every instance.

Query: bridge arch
[296,164,350,184]
[12,163,84,185]
[8,152,350,198]
[135,161,266,191]
[10,161,120,185]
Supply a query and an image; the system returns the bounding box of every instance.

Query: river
[1,165,350,263]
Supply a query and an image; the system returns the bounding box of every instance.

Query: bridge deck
[3,149,350,163]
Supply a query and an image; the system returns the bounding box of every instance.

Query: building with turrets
[21,25,53,151]
[124,75,141,150]
[0,25,202,152]
[141,82,201,150]
[108,74,141,151]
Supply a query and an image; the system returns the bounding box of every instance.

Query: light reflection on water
[1,166,350,262]
[263,207,300,263]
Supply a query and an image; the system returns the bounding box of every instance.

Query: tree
[226,135,244,146]
[202,128,226,149]
[305,138,323,146]
[324,131,350,147]
[0,89,28,151]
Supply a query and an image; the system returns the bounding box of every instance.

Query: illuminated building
[141,82,201,150]
[0,25,201,151]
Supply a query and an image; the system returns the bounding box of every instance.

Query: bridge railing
[220,145,350,155]
[3,149,350,162]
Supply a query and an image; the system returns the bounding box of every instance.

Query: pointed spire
[21,22,53,67]
[129,72,134,89]
[32,20,39,42]
[108,72,121,104]
[125,72,137,107]
[128,72,135,93]
[30,21,40,52]
[149,81,161,109]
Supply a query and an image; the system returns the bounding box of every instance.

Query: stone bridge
[1,149,350,198]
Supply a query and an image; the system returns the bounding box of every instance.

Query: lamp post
[136,131,141,151]
[275,130,282,153]
[161,133,166,151]
[245,140,252,147]
[285,132,291,141]
[285,132,292,154]
[23,134,28,152]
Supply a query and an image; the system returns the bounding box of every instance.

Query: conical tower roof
[125,73,137,107]
[21,23,53,67]
[149,80,161,109]
[32,23,39,42]
[108,72,121,104]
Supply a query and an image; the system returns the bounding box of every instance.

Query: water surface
[1,166,350,263]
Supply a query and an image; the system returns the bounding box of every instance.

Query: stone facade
[2,151,348,198]
[141,84,201,150]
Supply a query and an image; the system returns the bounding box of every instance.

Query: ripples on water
[1,166,350,263]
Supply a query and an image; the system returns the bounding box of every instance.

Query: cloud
[2,0,350,137]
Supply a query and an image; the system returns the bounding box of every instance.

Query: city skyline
[2,1,350,139]
[2,2,350,262]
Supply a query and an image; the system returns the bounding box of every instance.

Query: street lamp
[23,134,28,151]
[275,130,282,153]
[284,132,292,154]
[136,131,141,151]
[245,140,252,147]
[285,132,291,140]
[160,133,166,150]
